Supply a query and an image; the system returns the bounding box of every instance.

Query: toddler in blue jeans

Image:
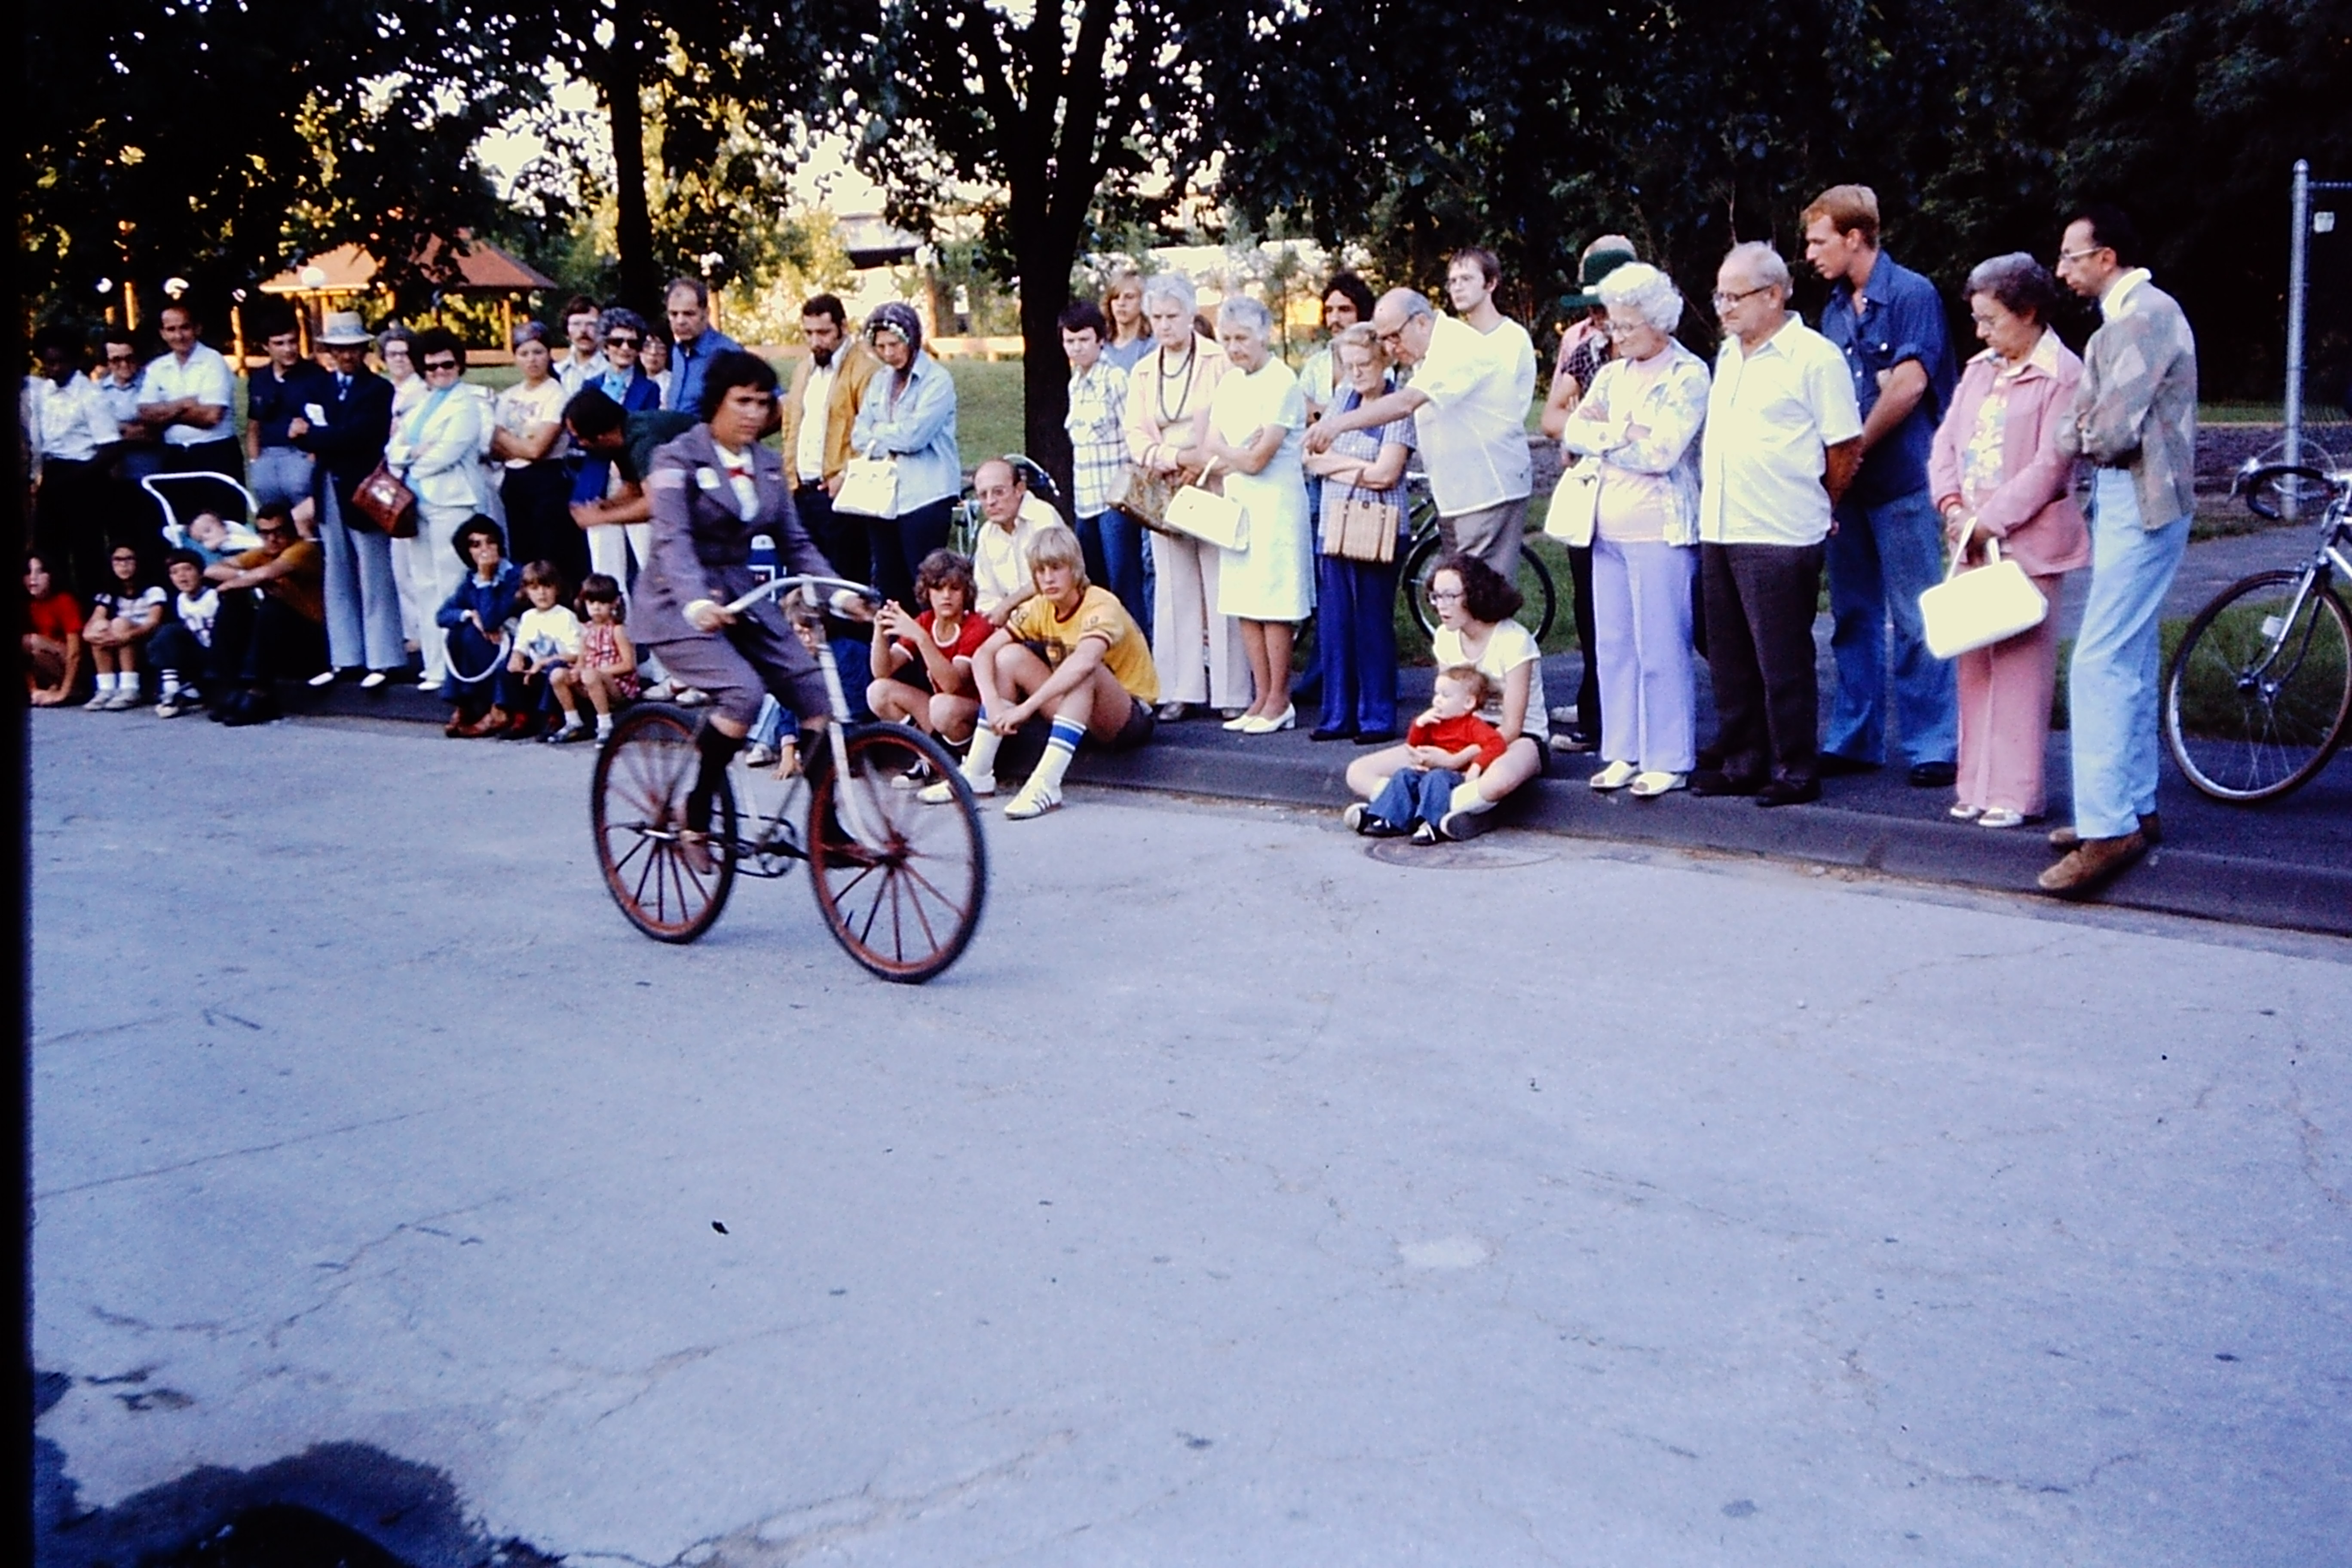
[1346,666,1507,844]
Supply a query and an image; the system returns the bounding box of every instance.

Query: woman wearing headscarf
[848,301,962,609]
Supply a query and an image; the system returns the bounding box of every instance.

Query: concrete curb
[286,678,2352,940]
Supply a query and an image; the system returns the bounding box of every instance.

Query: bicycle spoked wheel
[591,704,738,941]
[1405,530,1559,643]
[2165,571,2352,802]
[807,724,988,983]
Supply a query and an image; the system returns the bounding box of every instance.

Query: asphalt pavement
[28,710,2352,1565]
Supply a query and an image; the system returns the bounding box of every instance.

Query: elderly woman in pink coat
[1928,254,2091,830]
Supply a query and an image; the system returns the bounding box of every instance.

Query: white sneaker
[1589,760,1640,791]
[1003,781,1061,819]
[741,742,780,769]
[82,689,115,710]
[920,770,993,804]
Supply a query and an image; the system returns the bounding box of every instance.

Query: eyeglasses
[422,358,459,372]
[1427,588,1464,605]
[1712,284,1775,308]
[111,552,140,563]
[104,351,137,363]
[604,334,640,348]
[1600,319,1652,340]
[2057,245,2111,264]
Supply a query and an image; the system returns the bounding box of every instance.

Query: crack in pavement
[37,1108,437,1200]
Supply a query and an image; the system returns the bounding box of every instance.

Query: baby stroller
[141,471,267,557]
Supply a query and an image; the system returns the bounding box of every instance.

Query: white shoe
[82,689,115,710]
[1221,710,1253,731]
[308,669,339,688]
[1003,781,1061,819]
[1238,704,1296,735]
[673,686,712,707]
[155,699,189,719]
[1436,806,1491,842]
[1978,807,2029,830]
[359,670,388,690]
[1589,760,1640,791]
[920,771,994,804]
[641,677,677,701]
[1628,771,1686,798]
[417,674,440,691]
[741,742,780,770]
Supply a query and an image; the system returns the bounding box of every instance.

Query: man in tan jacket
[780,293,881,582]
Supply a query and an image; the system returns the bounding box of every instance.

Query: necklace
[1154,341,1197,427]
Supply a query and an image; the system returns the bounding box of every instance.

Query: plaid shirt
[1065,361,1131,516]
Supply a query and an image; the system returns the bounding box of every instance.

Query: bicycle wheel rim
[808,725,988,982]
[591,705,738,941]
[2165,573,2352,802]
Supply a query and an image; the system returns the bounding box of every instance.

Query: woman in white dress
[383,326,489,688]
[1202,296,1313,733]
[1123,272,1248,720]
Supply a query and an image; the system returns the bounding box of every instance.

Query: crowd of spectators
[25,186,2197,891]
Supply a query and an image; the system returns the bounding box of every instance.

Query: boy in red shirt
[24,554,86,706]
[1345,665,1507,843]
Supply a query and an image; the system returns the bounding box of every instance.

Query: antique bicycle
[588,574,989,981]
[2162,460,2352,803]
[1398,472,1561,644]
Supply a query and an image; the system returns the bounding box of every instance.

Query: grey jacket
[634,423,834,646]
[2056,273,2198,529]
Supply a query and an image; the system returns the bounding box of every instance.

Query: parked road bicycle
[589,573,989,981]
[2163,460,2352,802]
[1397,472,1559,645]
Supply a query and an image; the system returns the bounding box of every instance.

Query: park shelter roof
[260,236,557,296]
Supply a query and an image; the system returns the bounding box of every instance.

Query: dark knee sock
[689,723,745,831]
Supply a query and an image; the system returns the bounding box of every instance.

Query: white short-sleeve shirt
[1697,316,1864,547]
[1431,616,1549,741]
[136,344,237,447]
[1409,314,1537,515]
[23,374,119,462]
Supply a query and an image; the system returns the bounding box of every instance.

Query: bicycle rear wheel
[2164,570,2352,802]
[1405,529,1558,644]
[807,724,988,983]
[591,704,738,941]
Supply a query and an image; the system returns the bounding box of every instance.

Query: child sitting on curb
[82,545,168,708]
[1344,666,1507,843]
[545,572,637,744]
[505,560,582,739]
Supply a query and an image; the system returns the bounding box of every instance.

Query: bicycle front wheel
[591,704,738,941]
[2164,570,2352,802]
[1406,530,1559,644]
[807,724,988,983]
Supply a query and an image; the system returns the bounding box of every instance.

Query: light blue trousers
[318,484,408,673]
[2068,470,2189,839]
[1825,486,1959,766]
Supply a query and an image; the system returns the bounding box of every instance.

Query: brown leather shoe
[444,708,472,738]
[2037,830,2148,898]
[2049,812,2161,852]
[463,705,510,738]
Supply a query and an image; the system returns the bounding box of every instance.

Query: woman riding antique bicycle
[588,349,986,980]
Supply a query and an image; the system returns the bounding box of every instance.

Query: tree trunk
[1018,259,1075,518]
[605,3,658,313]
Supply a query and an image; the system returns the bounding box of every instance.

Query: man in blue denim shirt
[663,277,747,416]
[1805,184,1960,787]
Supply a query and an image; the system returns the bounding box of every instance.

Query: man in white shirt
[779,293,880,582]
[1693,242,1864,806]
[554,295,608,396]
[1310,266,1538,577]
[136,304,241,480]
[24,327,126,595]
[967,457,1059,623]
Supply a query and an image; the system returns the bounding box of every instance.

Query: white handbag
[833,452,900,518]
[1543,458,1599,546]
[1919,523,2048,659]
[1161,458,1250,550]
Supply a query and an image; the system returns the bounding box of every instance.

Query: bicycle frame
[722,573,892,851]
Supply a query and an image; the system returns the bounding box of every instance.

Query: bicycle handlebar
[723,574,887,616]
[2236,460,2349,523]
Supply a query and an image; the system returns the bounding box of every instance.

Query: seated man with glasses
[192,500,330,725]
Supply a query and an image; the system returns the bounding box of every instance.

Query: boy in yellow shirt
[921,523,1158,818]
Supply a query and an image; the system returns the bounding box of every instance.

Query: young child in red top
[1346,665,1506,843]
[867,548,992,745]
[24,554,86,707]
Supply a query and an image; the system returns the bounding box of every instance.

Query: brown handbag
[1109,462,1182,533]
[350,462,419,539]
[1321,490,1401,563]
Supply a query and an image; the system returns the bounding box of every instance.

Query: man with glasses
[571,307,665,585]
[554,295,607,397]
[199,500,329,724]
[1693,242,1863,807]
[1804,184,1960,788]
[136,303,242,482]
[2039,204,2197,899]
[1309,261,1539,579]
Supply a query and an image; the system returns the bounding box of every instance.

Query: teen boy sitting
[922,523,1158,819]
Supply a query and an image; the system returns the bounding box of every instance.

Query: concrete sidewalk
[254,635,2352,939]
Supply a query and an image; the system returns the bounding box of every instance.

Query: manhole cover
[1364,839,1557,870]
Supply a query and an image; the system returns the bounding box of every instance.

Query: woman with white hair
[1124,272,1249,720]
[1557,261,1710,796]
[1203,295,1314,732]
[850,301,963,610]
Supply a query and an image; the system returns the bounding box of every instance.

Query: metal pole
[2287,159,2309,471]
